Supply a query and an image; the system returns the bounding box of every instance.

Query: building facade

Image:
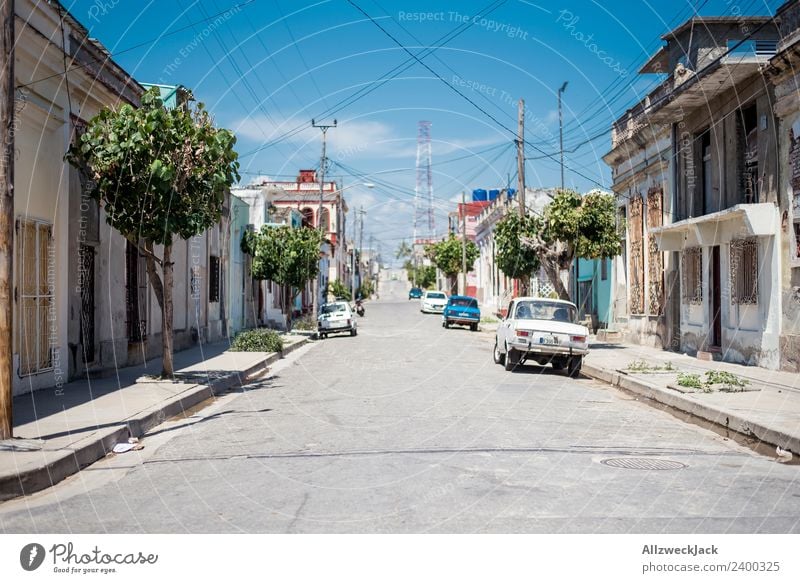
[605,15,784,368]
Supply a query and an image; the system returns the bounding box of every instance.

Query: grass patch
[626,359,676,373]
[292,314,317,331]
[230,328,284,353]
[676,370,749,392]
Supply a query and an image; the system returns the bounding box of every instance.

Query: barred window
[681,247,703,305]
[209,255,220,303]
[730,238,758,305]
[16,219,53,375]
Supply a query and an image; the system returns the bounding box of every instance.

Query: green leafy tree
[425,234,479,294]
[494,213,540,294]
[241,225,323,329]
[66,87,239,376]
[395,240,412,260]
[496,189,621,301]
[327,279,351,301]
[403,261,436,289]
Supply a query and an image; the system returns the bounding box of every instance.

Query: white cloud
[232,114,506,161]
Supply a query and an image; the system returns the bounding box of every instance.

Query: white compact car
[420,290,448,314]
[317,301,357,339]
[493,297,589,376]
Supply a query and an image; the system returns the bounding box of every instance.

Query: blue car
[408,287,423,300]
[442,295,481,331]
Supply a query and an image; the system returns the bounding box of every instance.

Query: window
[16,219,53,375]
[209,255,220,303]
[125,241,148,341]
[319,207,331,232]
[600,258,608,281]
[628,195,645,314]
[730,238,758,304]
[681,247,703,305]
[647,187,664,315]
[739,104,758,204]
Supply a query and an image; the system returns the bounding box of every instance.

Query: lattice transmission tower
[414,121,434,241]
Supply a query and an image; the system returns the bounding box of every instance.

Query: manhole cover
[601,457,687,470]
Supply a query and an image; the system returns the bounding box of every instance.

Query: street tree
[395,240,412,260]
[493,212,540,295]
[403,261,436,289]
[495,189,620,301]
[67,87,239,376]
[425,234,479,294]
[241,225,323,329]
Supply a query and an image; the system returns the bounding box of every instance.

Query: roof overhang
[645,59,764,124]
[651,203,778,251]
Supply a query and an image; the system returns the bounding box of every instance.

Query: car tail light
[347,319,351,326]
[516,330,530,337]
[571,335,586,343]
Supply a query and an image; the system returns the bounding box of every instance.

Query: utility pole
[311,118,336,317]
[516,99,525,218]
[460,191,467,296]
[358,206,365,298]
[558,82,568,190]
[516,99,528,296]
[0,0,14,440]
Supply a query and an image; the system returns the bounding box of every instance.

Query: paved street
[1,274,798,533]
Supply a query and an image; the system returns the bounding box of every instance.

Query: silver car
[317,301,357,339]
[493,297,589,376]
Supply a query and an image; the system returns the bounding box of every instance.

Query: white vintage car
[493,297,589,376]
[317,301,357,339]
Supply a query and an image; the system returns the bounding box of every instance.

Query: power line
[345,0,610,189]
[16,0,259,90]
[238,0,508,158]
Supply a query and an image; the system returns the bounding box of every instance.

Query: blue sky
[65,0,783,256]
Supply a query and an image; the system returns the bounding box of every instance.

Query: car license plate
[539,336,558,345]
[459,312,468,317]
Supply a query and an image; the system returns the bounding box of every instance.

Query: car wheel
[351,329,357,337]
[320,333,326,339]
[493,339,505,365]
[504,344,518,371]
[470,323,478,332]
[444,320,450,328]
[567,356,582,378]
[551,357,567,370]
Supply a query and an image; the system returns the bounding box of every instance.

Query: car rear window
[321,303,347,314]
[514,301,575,322]
[450,298,478,308]
[427,292,446,299]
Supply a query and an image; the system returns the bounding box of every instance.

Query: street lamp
[558,81,568,190]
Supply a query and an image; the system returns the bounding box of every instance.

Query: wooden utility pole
[311,118,335,317]
[0,0,14,440]
[516,99,525,218]
[460,191,467,296]
[516,99,529,296]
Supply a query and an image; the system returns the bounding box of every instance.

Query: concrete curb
[0,337,310,501]
[582,362,800,455]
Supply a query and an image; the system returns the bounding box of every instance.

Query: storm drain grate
[601,457,687,471]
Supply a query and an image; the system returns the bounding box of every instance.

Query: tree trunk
[518,274,530,296]
[284,284,293,331]
[542,260,571,301]
[161,242,174,377]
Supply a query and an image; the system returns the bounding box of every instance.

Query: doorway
[710,246,722,348]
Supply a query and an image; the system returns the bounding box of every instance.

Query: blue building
[574,257,612,331]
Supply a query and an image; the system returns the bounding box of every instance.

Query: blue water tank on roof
[472,189,487,201]
[506,188,516,199]
[488,189,500,200]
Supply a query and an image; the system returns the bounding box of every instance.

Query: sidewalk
[583,340,800,456]
[0,335,311,501]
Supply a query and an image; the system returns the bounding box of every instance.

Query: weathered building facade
[605,15,784,368]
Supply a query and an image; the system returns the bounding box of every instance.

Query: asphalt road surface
[1,271,798,533]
